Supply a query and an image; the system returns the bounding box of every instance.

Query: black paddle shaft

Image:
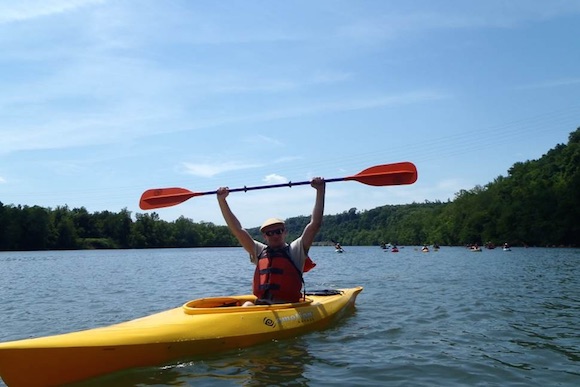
[198,177,345,195]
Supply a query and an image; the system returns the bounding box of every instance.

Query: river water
[1,246,579,386]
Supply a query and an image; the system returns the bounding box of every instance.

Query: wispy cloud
[207,71,352,94]
[0,0,104,24]
[514,78,580,90]
[273,156,302,164]
[181,161,262,178]
[337,2,580,41]
[194,90,450,128]
[0,176,6,183]
[0,87,448,155]
[242,135,284,147]
[1,1,457,157]
[0,107,174,155]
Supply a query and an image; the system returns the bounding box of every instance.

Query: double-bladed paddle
[139,161,417,210]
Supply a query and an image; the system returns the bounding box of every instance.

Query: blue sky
[1,0,579,228]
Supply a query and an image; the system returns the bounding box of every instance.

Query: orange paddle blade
[140,187,201,210]
[345,162,417,186]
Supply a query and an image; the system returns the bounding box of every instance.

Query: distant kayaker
[217,177,326,305]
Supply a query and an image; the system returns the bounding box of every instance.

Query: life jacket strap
[259,268,284,275]
[259,283,281,291]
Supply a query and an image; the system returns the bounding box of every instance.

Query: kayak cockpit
[182,296,313,314]
[182,289,344,315]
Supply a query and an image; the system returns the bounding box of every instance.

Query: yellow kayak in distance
[0,286,362,387]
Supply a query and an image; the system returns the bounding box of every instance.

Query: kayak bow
[0,286,362,386]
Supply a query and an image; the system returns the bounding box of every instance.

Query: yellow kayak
[0,286,362,387]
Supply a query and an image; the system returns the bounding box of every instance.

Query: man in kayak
[217,177,326,305]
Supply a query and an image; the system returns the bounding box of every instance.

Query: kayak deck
[0,286,362,387]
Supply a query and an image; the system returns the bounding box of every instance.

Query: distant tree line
[1,128,578,251]
[0,206,238,251]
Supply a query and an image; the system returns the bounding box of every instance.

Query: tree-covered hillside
[1,128,578,250]
[307,127,579,247]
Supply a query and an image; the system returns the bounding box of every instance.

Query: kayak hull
[0,287,362,387]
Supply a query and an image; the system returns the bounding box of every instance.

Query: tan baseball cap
[260,217,285,232]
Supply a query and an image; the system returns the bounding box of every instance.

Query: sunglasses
[264,228,285,236]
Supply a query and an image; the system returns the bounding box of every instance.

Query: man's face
[262,224,286,247]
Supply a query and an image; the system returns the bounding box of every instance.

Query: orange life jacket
[253,246,304,303]
[303,256,316,272]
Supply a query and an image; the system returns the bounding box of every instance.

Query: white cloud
[181,162,262,178]
[0,176,6,183]
[263,174,288,184]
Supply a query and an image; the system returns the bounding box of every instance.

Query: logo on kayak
[276,311,315,325]
[263,317,276,328]
[263,312,316,328]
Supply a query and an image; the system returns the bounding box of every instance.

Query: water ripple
[1,247,579,386]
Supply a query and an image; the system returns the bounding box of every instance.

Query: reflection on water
[239,339,313,386]
[74,338,314,387]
